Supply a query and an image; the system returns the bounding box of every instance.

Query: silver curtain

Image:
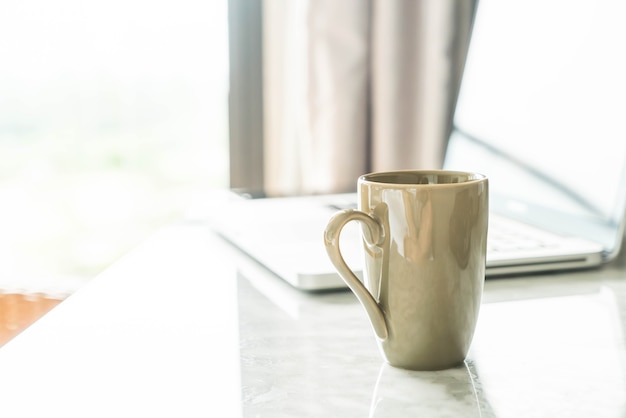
[263,0,476,195]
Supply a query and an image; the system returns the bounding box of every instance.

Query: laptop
[209,0,626,290]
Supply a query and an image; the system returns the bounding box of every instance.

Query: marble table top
[0,223,625,417]
[236,243,626,417]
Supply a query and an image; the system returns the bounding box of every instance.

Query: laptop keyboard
[488,215,560,254]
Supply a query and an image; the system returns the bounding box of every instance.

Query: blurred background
[0,0,229,295]
[1,0,473,344]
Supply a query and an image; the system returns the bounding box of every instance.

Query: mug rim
[359,169,487,187]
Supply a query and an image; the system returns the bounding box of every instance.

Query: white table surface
[1,222,626,417]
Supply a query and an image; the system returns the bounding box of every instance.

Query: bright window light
[0,0,228,292]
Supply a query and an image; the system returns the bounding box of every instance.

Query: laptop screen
[444,0,626,257]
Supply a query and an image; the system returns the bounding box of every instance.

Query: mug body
[359,170,488,370]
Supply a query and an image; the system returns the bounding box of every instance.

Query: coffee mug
[324,170,488,370]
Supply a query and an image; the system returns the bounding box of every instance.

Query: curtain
[263,0,477,196]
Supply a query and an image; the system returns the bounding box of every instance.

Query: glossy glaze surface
[325,170,489,370]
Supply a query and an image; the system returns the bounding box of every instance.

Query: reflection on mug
[369,361,489,418]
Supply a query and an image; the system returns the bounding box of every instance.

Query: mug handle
[324,209,388,341]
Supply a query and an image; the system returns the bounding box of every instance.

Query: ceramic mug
[324,170,488,370]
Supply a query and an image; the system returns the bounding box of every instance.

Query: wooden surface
[0,292,64,347]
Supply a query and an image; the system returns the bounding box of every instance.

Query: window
[0,0,228,291]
